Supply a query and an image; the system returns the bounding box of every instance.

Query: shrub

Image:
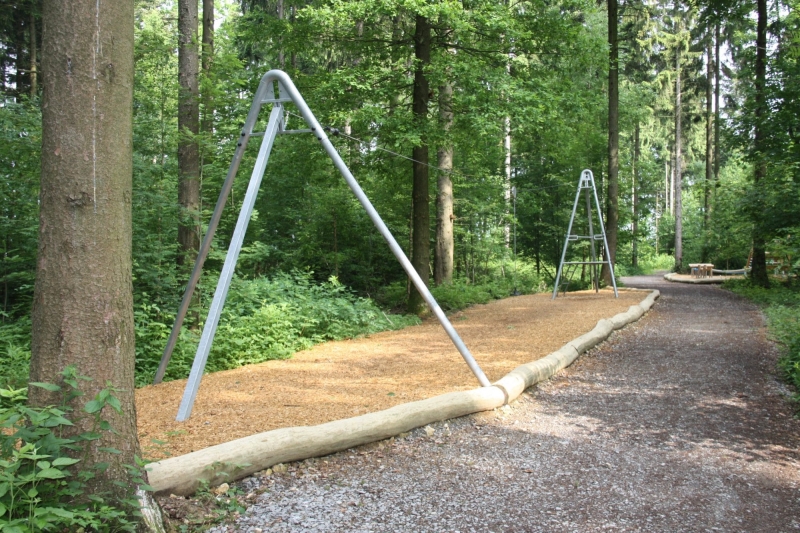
[725,279,800,401]
[134,271,420,384]
[0,366,150,532]
[0,316,32,390]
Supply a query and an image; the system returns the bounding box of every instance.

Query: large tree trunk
[632,121,640,268]
[201,0,214,135]
[674,33,684,271]
[750,0,770,286]
[703,37,713,262]
[714,22,721,188]
[602,0,619,285]
[178,0,200,266]
[30,2,162,527]
[408,14,431,315]
[435,81,454,286]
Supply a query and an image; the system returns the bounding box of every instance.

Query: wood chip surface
[136,289,643,459]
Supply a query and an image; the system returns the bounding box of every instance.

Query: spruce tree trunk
[703,37,713,262]
[178,0,200,266]
[30,4,162,528]
[602,0,619,285]
[750,0,770,286]
[632,122,640,268]
[435,81,454,286]
[674,36,684,271]
[201,0,214,135]
[714,22,721,188]
[408,14,431,315]
[29,13,37,97]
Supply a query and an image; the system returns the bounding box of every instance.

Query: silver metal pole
[588,169,619,297]
[153,81,272,385]
[584,186,598,292]
[261,70,490,388]
[176,105,284,421]
[552,173,584,300]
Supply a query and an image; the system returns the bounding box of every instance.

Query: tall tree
[177,0,200,266]
[749,0,769,286]
[702,34,713,262]
[28,10,37,97]
[201,0,214,134]
[603,0,620,285]
[29,0,161,527]
[673,10,684,271]
[408,13,431,314]
[435,80,454,286]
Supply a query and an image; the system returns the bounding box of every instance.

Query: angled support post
[552,169,618,300]
[163,71,490,421]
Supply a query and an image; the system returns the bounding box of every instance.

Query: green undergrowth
[0,366,150,532]
[377,259,548,311]
[0,316,31,391]
[134,271,421,387]
[724,279,800,401]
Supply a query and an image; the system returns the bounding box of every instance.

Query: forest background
[1,0,799,392]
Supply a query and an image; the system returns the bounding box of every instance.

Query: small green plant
[134,271,421,385]
[0,366,151,532]
[0,315,32,390]
[726,279,800,402]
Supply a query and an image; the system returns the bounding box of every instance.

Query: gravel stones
[207,276,800,532]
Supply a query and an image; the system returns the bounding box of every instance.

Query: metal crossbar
[551,169,618,299]
[153,71,491,421]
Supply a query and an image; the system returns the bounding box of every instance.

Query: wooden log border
[147,288,659,496]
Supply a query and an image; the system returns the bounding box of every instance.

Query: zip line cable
[282,110,577,196]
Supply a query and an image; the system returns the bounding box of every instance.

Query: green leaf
[36,461,51,470]
[35,468,66,480]
[29,382,61,392]
[106,396,122,412]
[84,399,103,414]
[35,506,74,519]
[98,447,121,455]
[0,502,6,517]
[51,457,80,467]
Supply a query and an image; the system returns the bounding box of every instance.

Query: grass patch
[724,279,800,400]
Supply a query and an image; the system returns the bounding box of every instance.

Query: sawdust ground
[136,289,644,460]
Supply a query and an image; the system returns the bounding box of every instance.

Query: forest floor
[159,274,800,533]
[135,289,644,460]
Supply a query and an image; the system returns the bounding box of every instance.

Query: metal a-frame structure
[552,169,618,299]
[153,70,491,421]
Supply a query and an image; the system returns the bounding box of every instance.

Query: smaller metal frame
[552,169,618,299]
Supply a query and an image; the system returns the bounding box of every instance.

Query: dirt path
[201,275,800,532]
[136,289,642,459]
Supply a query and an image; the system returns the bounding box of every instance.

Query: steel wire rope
[283,110,577,196]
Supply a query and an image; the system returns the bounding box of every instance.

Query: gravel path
[207,275,800,532]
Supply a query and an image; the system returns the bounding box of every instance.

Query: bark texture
[632,122,640,268]
[29,12,37,97]
[201,0,214,135]
[31,0,139,496]
[178,0,200,265]
[750,0,769,286]
[674,33,683,271]
[435,81,454,286]
[703,38,713,262]
[408,14,431,315]
[602,0,619,286]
